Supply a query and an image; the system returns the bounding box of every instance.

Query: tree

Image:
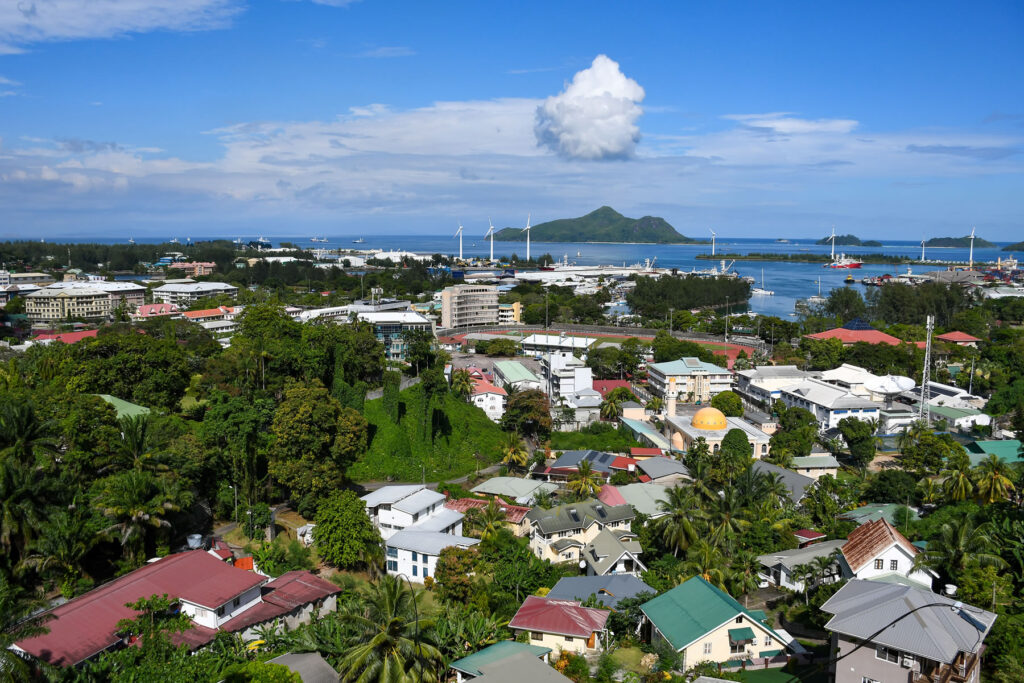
[0,575,49,682]
[566,461,603,499]
[655,485,704,557]
[93,469,180,564]
[0,401,59,464]
[402,329,436,376]
[942,464,975,503]
[973,454,1015,504]
[599,397,622,421]
[718,429,754,483]
[680,540,728,591]
[19,506,96,598]
[450,369,473,400]
[605,386,640,405]
[500,390,551,440]
[824,287,867,322]
[0,456,48,564]
[646,397,664,413]
[500,433,528,469]
[729,550,762,606]
[710,391,743,417]
[434,546,478,604]
[314,491,383,569]
[864,470,920,505]
[913,517,1006,581]
[769,405,818,458]
[838,417,877,470]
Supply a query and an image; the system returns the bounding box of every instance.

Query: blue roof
[547,575,655,609]
[550,449,617,473]
[648,357,730,376]
[842,318,876,330]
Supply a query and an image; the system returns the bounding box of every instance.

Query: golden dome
[691,407,728,431]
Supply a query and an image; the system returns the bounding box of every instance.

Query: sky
[0,1,1022,241]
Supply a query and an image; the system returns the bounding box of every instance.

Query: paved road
[355,463,505,492]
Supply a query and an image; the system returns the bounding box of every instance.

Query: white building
[520,333,596,356]
[647,357,733,403]
[384,530,479,580]
[735,365,812,406]
[837,518,934,589]
[776,378,880,430]
[758,539,846,592]
[492,360,544,392]
[471,379,507,422]
[440,284,499,328]
[153,282,238,306]
[541,351,593,399]
[42,280,146,310]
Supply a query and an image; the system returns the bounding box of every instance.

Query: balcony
[912,651,979,683]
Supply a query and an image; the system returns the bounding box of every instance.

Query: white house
[541,351,594,399]
[776,378,880,430]
[735,365,812,406]
[757,539,846,591]
[152,281,238,306]
[492,360,544,392]
[471,379,507,422]
[837,518,934,589]
[360,485,461,540]
[385,530,480,580]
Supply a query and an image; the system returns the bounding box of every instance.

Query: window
[387,560,397,572]
[564,636,573,643]
[861,678,881,683]
[874,559,884,570]
[412,566,418,577]
[531,632,543,641]
[764,636,772,647]
[422,567,429,578]
[730,642,745,655]
[703,643,712,655]
[216,605,225,617]
[387,547,398,558]
[875,646,899,663]
[890,560,898,571]
[411,551,418,562]
[735,617,743,624]
[233,597,241,608]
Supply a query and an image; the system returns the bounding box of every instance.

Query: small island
[1002,241,1024,252]
[814,234,882,247]
[493,206,704,244]
[926,235,995,248]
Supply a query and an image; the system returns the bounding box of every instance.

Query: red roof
[793,529,825,540]
[637,474,652,483]
[936,331,981,343]
[444,497,530,524]
[593,380,632,398]
[209,537,234,561]
[508,595,609,638]
[804,328,902,346]
[16,551,266,666]
[182,306,234,320]
[598,485,627,507]
[33,329,98,344]
[610,456,638,471]
[135,303,178,317]
[630,448,662,457]
[471,379,507,396]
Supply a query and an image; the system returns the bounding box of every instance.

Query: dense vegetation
[926,235,996,248]
[493,206,702,244]
[626,274,750,318]
[813,234,882,247]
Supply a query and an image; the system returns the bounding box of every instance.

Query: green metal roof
[492,361,541,384]
[748,609,767,623]
[926,404,983,421]
[92,394,151,419]
[759,649,783,658]
[838,503,919,526]
[640,576,784,651]
[728,627,755,642]
[648,357,730,377]
[449,641,551,676]
[966,440,1021,467]
[620,417,673,451]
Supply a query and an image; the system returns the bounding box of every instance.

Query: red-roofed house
[936,331,982,347]
[593,379,633,399]
[793,529,826,548]
[508,596,609,655]
[804,328,902,347]
[167,261,217,277]
[182,306,236,323]
[471,379,506,422]
[132,302,179,320]
[444,498,531,536]
[13,551,339,668]
[32,329,98,345]
[837,519,933,588]
[629,447,663,460]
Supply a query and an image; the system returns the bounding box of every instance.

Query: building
[821,580,995,683]
[519,333,597,356]
[182,306,239,323]
[598,482,670,518]
[935,330,982,348]
[965,439,1022,467]
[526,499,634,564]
[132,302,179,320]
[593,379,634,399]
[267,653,340,683]
[470,477,558,505]
[540,450,636,482]
[546,575,654,609]
[634,457,691,486]
[664,407,772,458]
[44,280,146,311]
[444,498,531,537]
[491,360,544,391]
[384,530,479,580]
[777,378,880,430]
[152,282,238,306]
[470,379,507,422]
[449,641,551,683]
[497,302,522,325]
[440,284,499,328]
[508,595,610,655]
[903,381,985,410]
[641,577,789,670]
[8,272,55,285]
[541,351,594,399]
[647,357,733,403]
[31,329,98,345]
[757,539,846,591]
[753,460,816,504]
[838,518,933,588]
[838,504,920,527]
[360,485,460,541]
[790,454,841,480]
[12,551,339,668]
[356,311,434,362]
[24,287,112,322]
[804,320,903,347]
[735,365,812,406]
[462,652,572,683]
[926,405,992,431]
[581,528,646,576]
[562,389,603,430]
[167,261,218,277]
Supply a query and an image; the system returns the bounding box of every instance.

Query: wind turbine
[968,225,976,270]
[920,236,926,262]
[522,213,532,262]
[484,218,496,263]
[828,225,837,261]
[709,228,716,256]
[454,222,464,261]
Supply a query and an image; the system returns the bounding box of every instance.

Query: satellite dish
[864,375,915,407]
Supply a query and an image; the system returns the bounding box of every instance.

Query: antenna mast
[918,315,934,423]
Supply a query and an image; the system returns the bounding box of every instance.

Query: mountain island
[814,234,882,247]
[926,236,995,248]
[493,206,703,244]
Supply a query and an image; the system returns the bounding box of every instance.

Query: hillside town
[0,241,1022,683]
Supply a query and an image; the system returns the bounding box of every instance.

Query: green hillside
[926,236,995,248]
[814,234,882,247]
[347,384,506,482]
[493,206,702,244]
[1002,241,1024,252]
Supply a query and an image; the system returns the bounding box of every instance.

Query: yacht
[353,237,365,244]
[807,278,827,305]
[310,237,328,243]
[751,268,774,296]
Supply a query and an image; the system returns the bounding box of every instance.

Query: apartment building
[356,311,434,362]
[540,351,594,399]
[647,357,733,403]
[44,280,146,311]
[497,301,522,325]
[735,365,813,406]
[152,282,238,306]
[440,284,499,328]
[25,287,112,322]
[167,261,218,277]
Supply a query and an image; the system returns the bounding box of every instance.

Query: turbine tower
[829,225,837,261]
[709,228,716,256]
[968,226,976,270]
[454,222,464,261]
[522,213,532,262]
[484,218,496,263]
[920,237,926,262]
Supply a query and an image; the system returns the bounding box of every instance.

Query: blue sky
[0,0,1021,240]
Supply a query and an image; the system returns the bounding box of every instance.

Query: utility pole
[669,307,674,335]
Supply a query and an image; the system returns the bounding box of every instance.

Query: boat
[233,237,243,245]
[844,274,855,284]
[823,226,863,268]
[170,238,180,244]
[751,268,774,296]
[353,237,365,244]
[807,277,827,305]
[128,237,135,245]
[310,237,328,243]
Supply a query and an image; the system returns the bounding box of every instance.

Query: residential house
[465,652,572,683]
[752,460,816,504]
[449,641,551,683]
[360,485,461,540]
[444,498,532,537]
[598,482,670,518]
[821,580,995,683]
[793,529,827,548]
[547,575,654,610]
[492,360,543,392]
[526,499,634,564]
[935,330,982,348]
[12,551,338,668]
[508,596,610,655]
[646,357,733,403]
[541,351,594,399]
[641,577,790,669]
[384,530,479,581]
[31,329,98,345]
[664,407,772,458]
[470,477,558,505]
[790,454,841,480]
[837,518,933,588]
[735,365,812,407]
[561,388,603,430]
[593,379,634,399]
[470,379,506,422]
[581,528,646,576]
[777,378,880,430]
[540,450,637,483]
[182,306,239,323]
[634,457,691,486]
[757,539,846,591]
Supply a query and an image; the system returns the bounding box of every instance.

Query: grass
[347,384,507,482]
[611,647,647,674]
[738,666,828,683]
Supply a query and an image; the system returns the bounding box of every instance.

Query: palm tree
[0,402,59,465]
[941,465,975,503]
[646,397,664,413]
[707,489,751,550]
[18,505,95,598]
[599,397,622,421]
[792,564,816,605]
[655,485,703,557]
[811,553,837,588]
[918,477,941,506]
[0,457,47,563]
[450,370,473,400]
[681,540,728,591]
[500,433,528,470]
[912,517,1007,581]
[566,460,602,499]
[337,575,444,683]
[729,550,762,607]
[0,575,49,682]
[476,499,506,541]
[93,470,181,565]
[974,454,1015,504]
[897,419,929,453]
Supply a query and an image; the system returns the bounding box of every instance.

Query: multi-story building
[24,287,112,322]
[356,311,434,362]
[735,365,813,406]
[540,351,593,399]
[497,301,522,325]
[43,280,146,312]
[152,282,238,306]
[8,272,55,286]
[525,499,634,564]
[167,261,218,277]
[0,270,9,287]
[470,379,506,421]
[440,284,499,328]
[647,357,733,403]
[776,378,880,430]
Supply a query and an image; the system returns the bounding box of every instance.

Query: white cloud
[0,0,240,53]
[0,75,19,85]
[357,46,415,58]
[723,113,858,135]
[535,55,645,160]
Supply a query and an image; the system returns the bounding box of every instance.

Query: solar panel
[842,318,876,330]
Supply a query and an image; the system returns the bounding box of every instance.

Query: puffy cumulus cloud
[535,55,645,160]
[0,0,239,54]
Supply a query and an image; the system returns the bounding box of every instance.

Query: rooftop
[492,360,542,384]
[779,378,879,410]
[508,595,609,638]
[546,575,654,609]
[385,530,480,555]
[841,518,918,572]
[635,456,690,480]
[598,482,669,517]
[757,539,846,571]
[804,327,902,346]
[525,498,634,535]
[449,641,551,677]
[470,477,558,504]
[648,357,730,377]
[790,455,840,469]
[935,330,982,343]
[472,652,571,683]
[838,503,920,526]
[93,394,151,419]
[752,460,815,503]
[361,484,430,509]
[392,488,446,514]
[444,498,531,524]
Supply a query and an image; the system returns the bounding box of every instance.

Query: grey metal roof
[360,484,425,508]
[472,652,571,683]
[821,580,997,664]
[410,508,464,532]
[636,457,689,480]
[268,653,340,683]
[392,488,446,514]
[757,539,846,572]
[791,455,841,469]
[753,460,815,503]
[550,450,616,473]
[471,477,558,504]
[605,483,670,517]
[583,529,645,576]
[780,378,878,410]
[526,499,634,535]
[385,530,480,555]
[737,365,808,380]
[547,575,654,609]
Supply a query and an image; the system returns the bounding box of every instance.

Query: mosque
[664,406,772,459]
